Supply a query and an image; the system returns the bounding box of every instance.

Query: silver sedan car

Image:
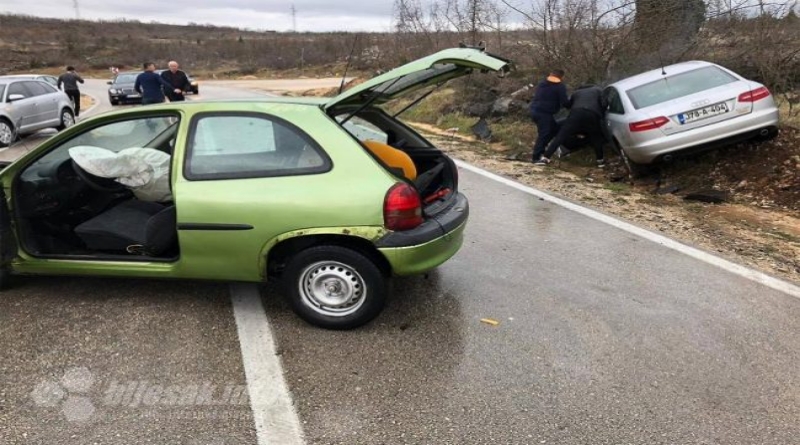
[603,61,779,165]
[0,77,76,148]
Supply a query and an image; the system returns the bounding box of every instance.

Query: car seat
[74,200,176,255]
[363,140,417,181]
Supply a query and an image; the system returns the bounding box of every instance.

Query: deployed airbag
[69,146,172,202]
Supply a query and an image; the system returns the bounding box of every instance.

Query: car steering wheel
[71,160,126,193]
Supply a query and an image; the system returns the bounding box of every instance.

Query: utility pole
[72,0,81,19]
[291,4,297,32]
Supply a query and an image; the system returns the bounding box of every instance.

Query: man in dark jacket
[529,69,568,162]
[535,84,608,167]
[134,62,180,105]
[57,66,84,116]
[161,61,191,102]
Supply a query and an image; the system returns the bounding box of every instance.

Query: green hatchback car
[0,48,510,329]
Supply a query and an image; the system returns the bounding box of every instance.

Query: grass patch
[776,95,800,128]
[766,230,800,244]
[604,182,632,194]
[685,203,706,213]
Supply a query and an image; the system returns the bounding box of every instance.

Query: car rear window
[0,85,5,99]
[625,66,738,110]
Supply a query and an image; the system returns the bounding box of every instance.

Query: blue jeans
[531,111,558,161]
[142,97,165,105]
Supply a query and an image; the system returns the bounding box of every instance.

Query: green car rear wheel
[283,245,387,330]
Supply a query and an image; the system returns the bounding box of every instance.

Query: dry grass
[776,96,800,128]
[79,94,94,112]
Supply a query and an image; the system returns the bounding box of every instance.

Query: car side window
[19,115,180,183]
[605,88,625,115]
[185,113,331,180]
[24,81,49,97]
[7,82,28,99]
[39,82,58,94]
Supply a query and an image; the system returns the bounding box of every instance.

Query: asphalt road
[1,80,798,445]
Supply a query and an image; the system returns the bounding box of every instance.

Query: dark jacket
[161,70,190,92]
[568,85,606,117]
[134,71,174,102]
[529,77,568,115]
[57,72,84,91]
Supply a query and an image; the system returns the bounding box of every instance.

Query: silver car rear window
[626,66,738,110]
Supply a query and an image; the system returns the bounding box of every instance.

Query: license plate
[127,93,141,98]
[678,102,729,124]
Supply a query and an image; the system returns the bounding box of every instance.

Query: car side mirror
[107,81,113,85]
[8,94,25,102]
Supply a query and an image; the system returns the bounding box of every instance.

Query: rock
[504,152,529,161]
[465,102,492,117]
[490,97,526,116]
[490,97,514,116]
[655,185,681,194]
[683,189,730,203]
[471,118,492,141]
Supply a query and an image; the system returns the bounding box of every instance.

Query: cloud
[1,0,398,31]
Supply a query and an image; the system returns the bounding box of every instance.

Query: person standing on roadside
[134,62,180,105]
[160,61,191,102]
[57,66,85,117]
[529,69,568,163]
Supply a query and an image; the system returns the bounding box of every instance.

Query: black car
[107,71,141,105]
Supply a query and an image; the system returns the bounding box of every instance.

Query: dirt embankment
[412,123,800,284]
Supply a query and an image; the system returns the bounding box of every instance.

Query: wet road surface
[265,167,800,444]
[1,80,798,445]
[0,277,256,444]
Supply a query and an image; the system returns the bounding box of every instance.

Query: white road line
[455,159,800,299]
[230,283,305,445]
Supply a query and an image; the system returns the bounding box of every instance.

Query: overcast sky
[0,0,401,32]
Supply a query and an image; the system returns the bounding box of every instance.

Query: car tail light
[629,116,670,132]
[738,87,770,102]
[384,183,423,231]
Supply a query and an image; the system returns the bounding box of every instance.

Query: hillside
[0,14,386,77]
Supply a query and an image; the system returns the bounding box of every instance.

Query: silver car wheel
[0,121,12,146]
[61,110,75,128]
[298,261,367,317]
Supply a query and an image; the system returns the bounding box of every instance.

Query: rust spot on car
[342,229,351,235]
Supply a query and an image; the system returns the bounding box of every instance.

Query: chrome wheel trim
[61,111,75,128]
[298,261,367,317]
[0,121,12,145]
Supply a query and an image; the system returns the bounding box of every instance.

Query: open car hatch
[324,47,511,111]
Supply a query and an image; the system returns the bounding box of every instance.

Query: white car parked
[603,61,779,165]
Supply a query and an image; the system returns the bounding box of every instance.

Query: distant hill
[0,14,401,76]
